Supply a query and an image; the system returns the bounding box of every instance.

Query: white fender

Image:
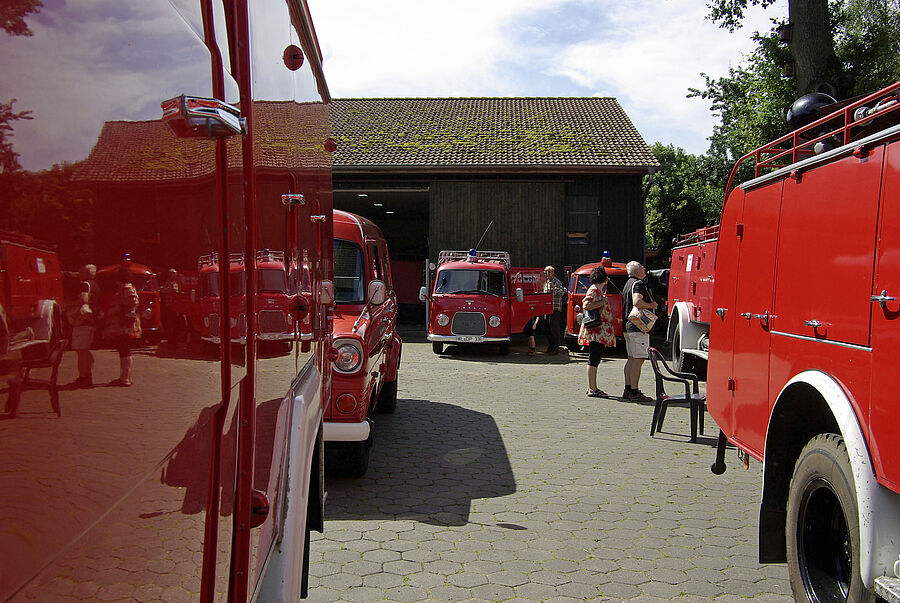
[668,301,708,354]
[772,370,900,588]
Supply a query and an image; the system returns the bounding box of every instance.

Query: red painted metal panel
[774,150,883,347]
[870,139,900,491]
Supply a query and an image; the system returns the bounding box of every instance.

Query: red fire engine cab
[420,250,551,355]
[565,252,630,351]
[1,0,334,600]
[326,210,401,477]
[0,232,63,358]
[707,82,900,601]
[666,226,718,372]
[197,249,295,347]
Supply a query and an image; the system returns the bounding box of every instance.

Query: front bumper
[427,334,509,344]
[324,420,370,442]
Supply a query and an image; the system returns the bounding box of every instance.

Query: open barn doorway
[333,187,429,324]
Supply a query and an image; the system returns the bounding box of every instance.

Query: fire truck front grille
[451,312,486,336]
[209,314,220,338]
[259,310,287,333]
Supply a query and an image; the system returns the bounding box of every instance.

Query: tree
[644,144,727,266]
[707,0,841,97]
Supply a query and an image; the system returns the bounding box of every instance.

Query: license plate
[456,335,482,343]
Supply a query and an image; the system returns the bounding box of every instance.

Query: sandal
[586,389,608,398]
[527,348,536,356]
[109,378,133,387]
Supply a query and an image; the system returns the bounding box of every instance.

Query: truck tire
[786,433,875,603]
[376,379,397,414]
[671,325,694,373]
[432,342,443,354]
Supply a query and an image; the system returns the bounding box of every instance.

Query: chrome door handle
[804,320,824,328]
[740,312,752,319]
[871,290,896,309]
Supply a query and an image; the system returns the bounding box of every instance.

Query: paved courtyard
[308,329,793,602]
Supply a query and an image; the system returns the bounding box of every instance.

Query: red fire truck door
[870,140,900,490]
[730,181,784,457]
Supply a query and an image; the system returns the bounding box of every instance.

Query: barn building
[329,97,659,299]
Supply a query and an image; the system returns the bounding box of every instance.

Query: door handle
[804,320,824,328]
[871,290,896,310]
[740,312,752,320]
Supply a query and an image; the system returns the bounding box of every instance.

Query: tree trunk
[789,0,843,97]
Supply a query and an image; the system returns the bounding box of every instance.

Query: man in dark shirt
[622,261,657,401]
[543,266,567,355]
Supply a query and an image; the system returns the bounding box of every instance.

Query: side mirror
[419,286,428,302]
[516,287,524,303]
[368,280,386,306]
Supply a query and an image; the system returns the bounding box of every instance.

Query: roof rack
[437,250,510,268]
[198,250,285,269]
[673,225,719,247]
[725,81,900,197]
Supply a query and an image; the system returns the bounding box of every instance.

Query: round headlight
[436,313,450,327]
[334,343,362,372]
[142,308,152,320]
[488,315,501,328]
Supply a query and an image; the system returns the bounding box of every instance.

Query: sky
[305,0,788,156]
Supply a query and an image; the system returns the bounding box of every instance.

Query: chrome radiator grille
[451,312,486,336]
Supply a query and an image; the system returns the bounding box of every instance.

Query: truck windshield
[334,239,365,303]
[572,274,629,295]
[258,268,287,293]
[434,269,506,296]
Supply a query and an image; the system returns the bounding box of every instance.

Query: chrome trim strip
[771,330,872,352]
[740,124,900,191]
[427,334,510,343]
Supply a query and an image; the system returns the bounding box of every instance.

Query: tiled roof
[329,97,658,172]
[74,101,330,183]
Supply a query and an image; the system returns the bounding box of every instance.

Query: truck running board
[875,576,900,602]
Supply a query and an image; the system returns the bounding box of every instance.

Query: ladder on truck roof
[437,250,510,268]
[673,226,719,247]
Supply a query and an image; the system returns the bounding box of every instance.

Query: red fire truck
[565,253,630,351]
[665,226,718,372]
[0,232,63,358]
[1,1,334,600]
[326,210,401,477]
[197,249,296,346]
[420,250,551,355]
[707,82,900,601]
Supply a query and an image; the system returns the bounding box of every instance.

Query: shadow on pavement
[324,398,515,526]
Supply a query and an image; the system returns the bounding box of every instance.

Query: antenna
[474,220,494,252]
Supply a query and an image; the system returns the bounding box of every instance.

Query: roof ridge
[332,96,618,101]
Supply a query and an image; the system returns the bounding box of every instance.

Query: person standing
[578,266,615,397]
[543,265,566,355]
[68,264,98,388]
[622,261,656,401]
[104,266,142,386]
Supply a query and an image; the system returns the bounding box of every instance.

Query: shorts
[624,331,650,359]
[71,325,95,351]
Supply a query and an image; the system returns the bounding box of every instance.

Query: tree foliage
[645,144,727,266]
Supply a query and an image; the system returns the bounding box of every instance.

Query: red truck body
[325,210,402,477]
[0,1,334,600]
[706,82,900,600]
[565,256,630,350]
[665,226,718,371]
[197,250,296,346]
[0,232,64,358]
[422,250,552,355]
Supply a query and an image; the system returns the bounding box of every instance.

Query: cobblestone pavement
[308,329,793,602]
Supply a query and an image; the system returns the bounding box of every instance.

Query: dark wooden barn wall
[429,181,566,270]
[565,175,645,269]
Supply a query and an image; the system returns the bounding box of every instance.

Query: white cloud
[307,0,788,154]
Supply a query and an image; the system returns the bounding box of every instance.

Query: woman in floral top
[578,265,615,397]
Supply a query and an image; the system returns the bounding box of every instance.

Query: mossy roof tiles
[329,97,658,172]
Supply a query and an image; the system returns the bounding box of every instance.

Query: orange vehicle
[421,250,550,355]
[96,258,162,344]
[0,0,334,600]
[565,252,630,351]
[706,82,900,600]
[325,210,402,476]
